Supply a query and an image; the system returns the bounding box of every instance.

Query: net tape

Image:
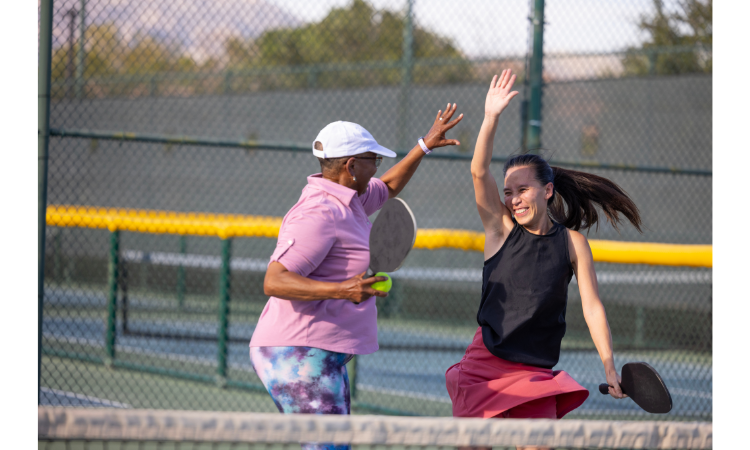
[38,407,712,449]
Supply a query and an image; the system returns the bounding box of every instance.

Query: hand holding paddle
[367,198,417,278]
[605,370,626,399]
[366,198,418,295]
[338,272,391,304]
[598,362,673,414]
[338,198,417,304]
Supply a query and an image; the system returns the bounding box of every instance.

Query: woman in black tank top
[445,70,643,420]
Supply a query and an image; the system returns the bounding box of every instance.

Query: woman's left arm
[379,103,463,198]
[569,229,627,399]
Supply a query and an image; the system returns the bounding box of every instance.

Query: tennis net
[38,407,711,450]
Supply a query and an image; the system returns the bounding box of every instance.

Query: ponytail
[549,167,642,232]
[503,154,642,232]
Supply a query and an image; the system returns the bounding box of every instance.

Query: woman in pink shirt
[250,107,462,442]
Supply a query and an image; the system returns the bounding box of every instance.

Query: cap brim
[371,145,397,158]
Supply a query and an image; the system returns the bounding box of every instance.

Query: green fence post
[519,96,529,151]
[105,230,120,365]
[120,256,129,335]
[217,238,232,386]
[525,0,545,153]
[177,235,187,308]
[75,0,86,99]
[38,0,54,405]
[347,356,358,400]
[397,0,414,151]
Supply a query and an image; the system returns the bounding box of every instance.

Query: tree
[124,35,182,75]
[85,24,124,76]
[51,0,473,98]
[230,0,471,89]
[622,0,711,76]
[225,37,259,68]
[51,23,123,98]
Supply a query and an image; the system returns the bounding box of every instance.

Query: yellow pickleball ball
[371,272,392,293]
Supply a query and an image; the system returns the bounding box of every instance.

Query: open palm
[485,69,519,118]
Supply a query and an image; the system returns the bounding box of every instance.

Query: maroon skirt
[446,327,589,418]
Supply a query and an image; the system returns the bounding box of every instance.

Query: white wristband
[418,137,431,154]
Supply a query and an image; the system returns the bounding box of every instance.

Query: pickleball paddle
[599,362,672,414]
[367,198,417,277]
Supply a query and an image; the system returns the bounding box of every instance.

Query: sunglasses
[354,156,383,168]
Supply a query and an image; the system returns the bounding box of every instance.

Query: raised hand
[485,69,519,119]
[422,103,464,150]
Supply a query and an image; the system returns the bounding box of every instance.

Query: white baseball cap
[312,121,397,159]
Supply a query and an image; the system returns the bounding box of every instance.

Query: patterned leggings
[249,346,353,450]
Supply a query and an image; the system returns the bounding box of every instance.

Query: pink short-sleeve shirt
[249,174,390,355]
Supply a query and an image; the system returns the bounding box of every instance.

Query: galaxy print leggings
[250,346,353,450]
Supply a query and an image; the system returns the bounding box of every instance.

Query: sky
[271,0,662,57]
[46,0,684,61]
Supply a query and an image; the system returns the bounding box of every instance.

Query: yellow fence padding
[415,229,485,252]
[46,205,712,267]
[588,239,712,268]
[46,204,282,240]
[414,228,711,267]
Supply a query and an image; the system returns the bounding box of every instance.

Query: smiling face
[503,166,554,229]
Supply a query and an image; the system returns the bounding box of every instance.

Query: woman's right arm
[568,230,625,399]
[472,70,518,259]
[264,204,389,304]
[264,262,389,304]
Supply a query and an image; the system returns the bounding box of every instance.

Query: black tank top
[477,220,573,369]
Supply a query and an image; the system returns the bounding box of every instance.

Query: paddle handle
[599,383,628,395]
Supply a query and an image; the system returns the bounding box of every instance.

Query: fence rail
[47,204,712,267]
[48,128,713,177]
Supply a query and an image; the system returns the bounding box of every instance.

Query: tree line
[52,0,471,98]
[51,0,711,99]
[621,0,711,76]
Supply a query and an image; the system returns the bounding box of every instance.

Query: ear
[544,182,554,201]
[344,157,356,176]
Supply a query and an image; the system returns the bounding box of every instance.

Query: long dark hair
[503,154,642,232]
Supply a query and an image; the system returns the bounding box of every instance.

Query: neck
[322,171,360,195]
[523,217,554,235]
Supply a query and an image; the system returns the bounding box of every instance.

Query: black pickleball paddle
[366,198,417,277]
[599,362,672,414]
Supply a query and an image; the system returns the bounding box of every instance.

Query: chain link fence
[40,0,712,420]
